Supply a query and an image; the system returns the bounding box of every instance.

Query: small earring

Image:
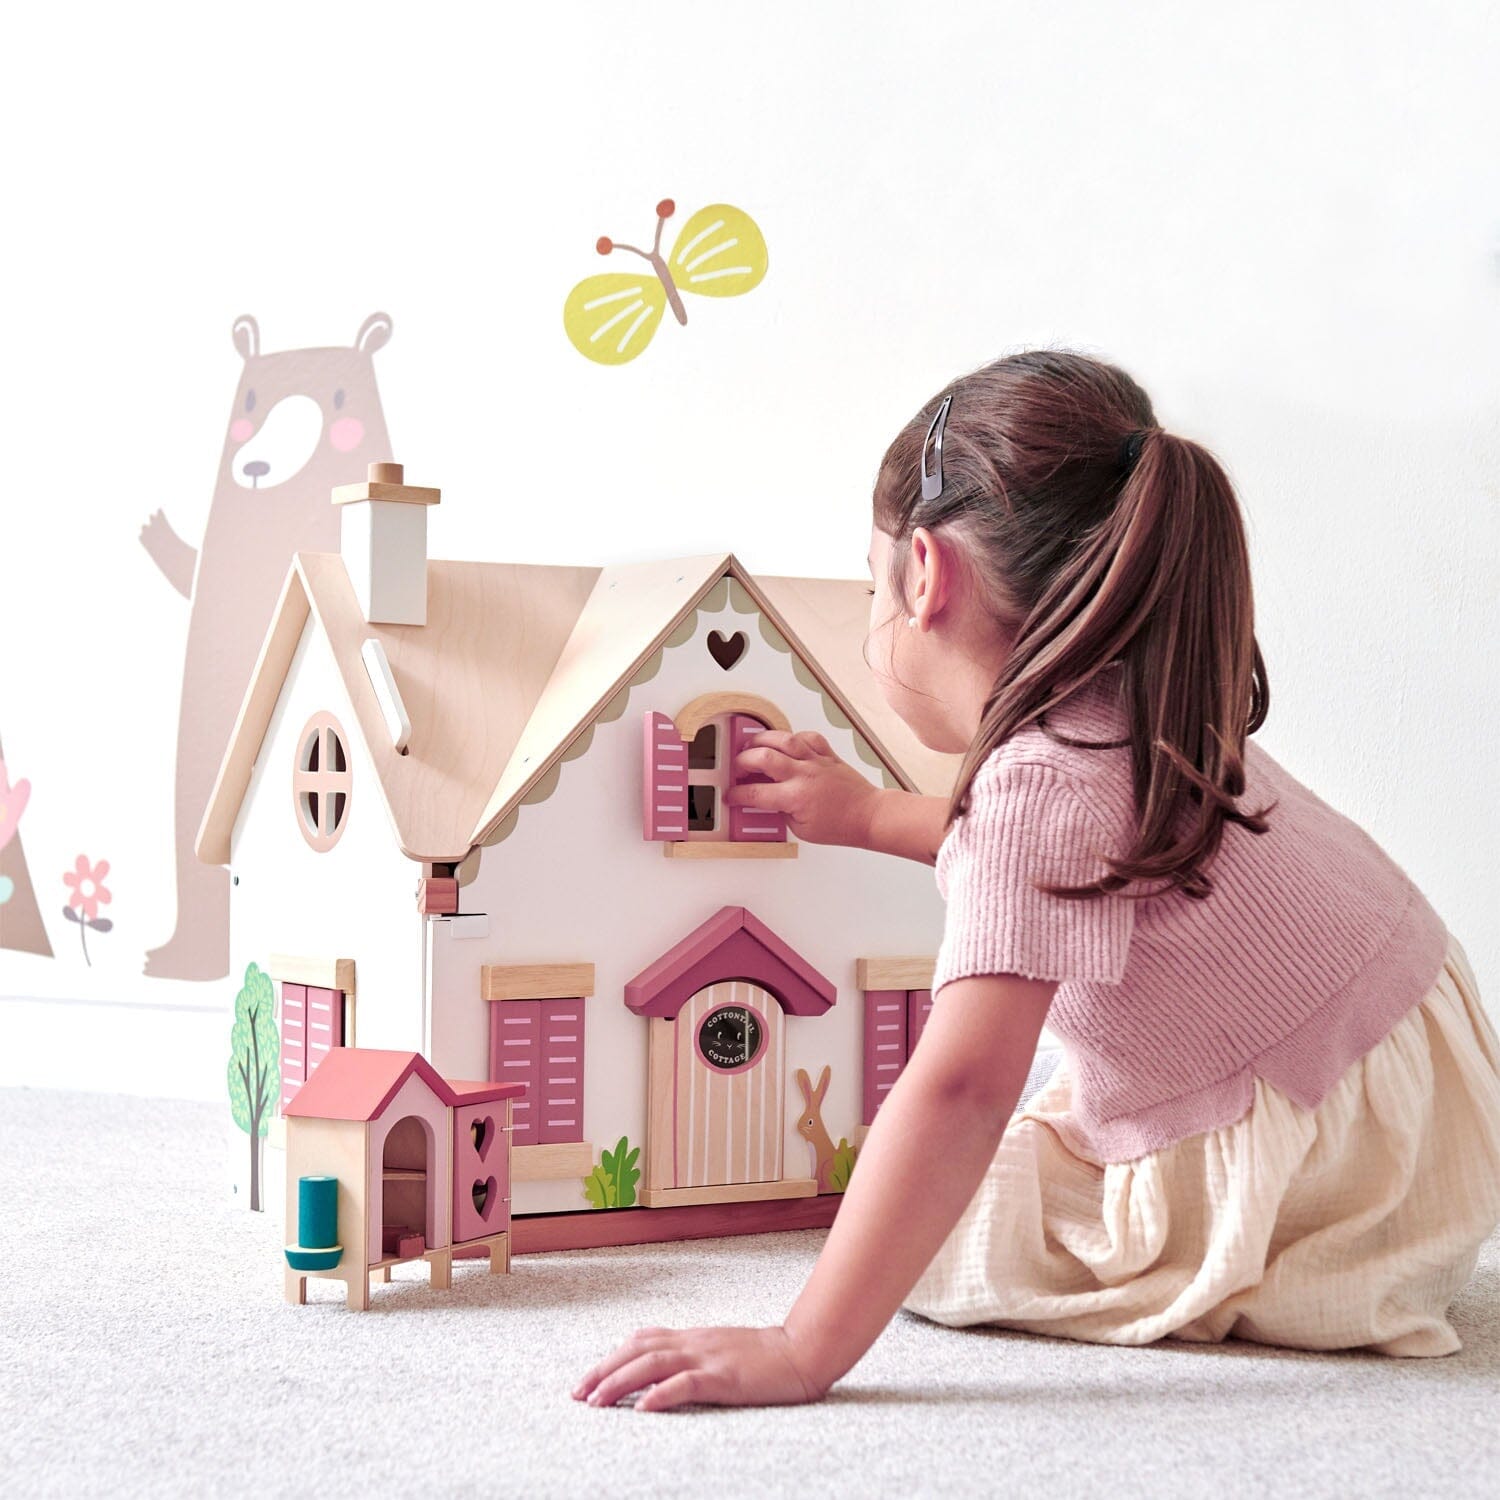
[907,616,918,628]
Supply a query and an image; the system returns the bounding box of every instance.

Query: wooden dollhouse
[198,461,961,1254]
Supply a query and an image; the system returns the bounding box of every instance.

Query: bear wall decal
[138,312,396,980]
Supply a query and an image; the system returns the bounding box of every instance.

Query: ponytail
[872,350,1276,903]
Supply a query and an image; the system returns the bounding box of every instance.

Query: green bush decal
[829,1137,858,1192]
[582,1135,641,1208]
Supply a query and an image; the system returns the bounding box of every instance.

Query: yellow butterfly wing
[563,272,669,365]
[666,204,769,298]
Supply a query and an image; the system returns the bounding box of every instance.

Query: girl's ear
[909,525,955,623]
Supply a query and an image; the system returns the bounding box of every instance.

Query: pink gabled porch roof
[624,905,836,1019]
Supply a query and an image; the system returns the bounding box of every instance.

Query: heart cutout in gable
[470,1115,495,1161]
[707,630,747,671]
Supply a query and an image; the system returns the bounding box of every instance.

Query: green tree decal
[227,961,280,1213]
[582,1135,641,1208]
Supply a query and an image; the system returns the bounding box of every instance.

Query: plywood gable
[459,563,919,886]
[197,563,313,867]
[468,554,734,847]
[467,555,959,849]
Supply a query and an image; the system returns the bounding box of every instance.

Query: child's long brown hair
[871,348,1276,901]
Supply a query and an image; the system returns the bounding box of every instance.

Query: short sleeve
[932,760,1134,996]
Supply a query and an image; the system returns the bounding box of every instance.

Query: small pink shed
[283,1049,525,1309]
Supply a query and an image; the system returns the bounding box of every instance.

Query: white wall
[3,1,1496,1101]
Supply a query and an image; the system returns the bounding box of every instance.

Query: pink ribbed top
[931,661,1451,1163]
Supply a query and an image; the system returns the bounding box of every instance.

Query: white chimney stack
[332,460,441,626]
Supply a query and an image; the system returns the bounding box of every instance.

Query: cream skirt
[902,930,1500,1356]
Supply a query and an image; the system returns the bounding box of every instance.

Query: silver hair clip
[920,394,953,501]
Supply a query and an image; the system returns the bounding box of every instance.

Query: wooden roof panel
[199,549,961,871]
[297,552,601,861]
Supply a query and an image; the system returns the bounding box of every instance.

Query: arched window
[642,694,790,850]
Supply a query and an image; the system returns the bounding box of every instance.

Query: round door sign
[697,1005,763,1071]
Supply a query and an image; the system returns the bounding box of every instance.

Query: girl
[572,349,1500,1413]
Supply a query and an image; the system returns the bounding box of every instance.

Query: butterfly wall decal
[563,198,768,365]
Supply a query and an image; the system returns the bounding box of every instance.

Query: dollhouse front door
[667,980,784,1189]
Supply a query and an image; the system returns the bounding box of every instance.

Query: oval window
[293,711,352,851]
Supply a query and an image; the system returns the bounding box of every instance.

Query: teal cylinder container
[299,1175,339,1249]
[286,1171,342,1272]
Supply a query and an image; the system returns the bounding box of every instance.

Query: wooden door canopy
[624,905,834,1020]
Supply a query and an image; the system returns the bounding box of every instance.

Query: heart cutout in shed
[471,1115,495,1161]
[708,630,747,670]
[472,1176,497,1219]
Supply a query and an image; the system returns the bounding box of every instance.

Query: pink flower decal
[62,855,113,965]
[64,855,111,921]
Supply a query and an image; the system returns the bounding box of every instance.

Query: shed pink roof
[284,1048,526,1121]
[446,1077,528,1106]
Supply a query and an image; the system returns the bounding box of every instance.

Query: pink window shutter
[304,986,345,1080]
[728,713,786,842]
[642,711,689,840]
[861,989,908,1125]
[537,998,584,1144]
[489,1000,541,1147]
[279,982,307,1112]
[906,989,933,1057]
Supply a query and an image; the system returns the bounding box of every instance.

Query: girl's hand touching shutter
[725,728,882,850]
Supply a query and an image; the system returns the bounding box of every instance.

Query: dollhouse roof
[196,549,961,867]
[284,1047,525,1121]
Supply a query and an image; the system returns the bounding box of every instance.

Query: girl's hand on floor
[571,1323,828,1412]
[725,729,880,849]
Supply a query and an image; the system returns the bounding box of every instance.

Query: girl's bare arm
[781,970,1058,1393]
[858,786,953,866]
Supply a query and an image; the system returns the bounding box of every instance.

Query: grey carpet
[2,1086,1496,1500]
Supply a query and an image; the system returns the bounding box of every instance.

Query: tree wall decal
[227,961,280,1213]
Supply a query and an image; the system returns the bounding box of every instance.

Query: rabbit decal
[795,1065,858,1194]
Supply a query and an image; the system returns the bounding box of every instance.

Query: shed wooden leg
[429,1249,453,1291]
[285,1269,307,1305]
[378,1266,392,1283]
[346,1273,371,1311]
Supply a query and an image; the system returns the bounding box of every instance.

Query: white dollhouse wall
[427,588,951,1216]
[226,613,422,1215]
